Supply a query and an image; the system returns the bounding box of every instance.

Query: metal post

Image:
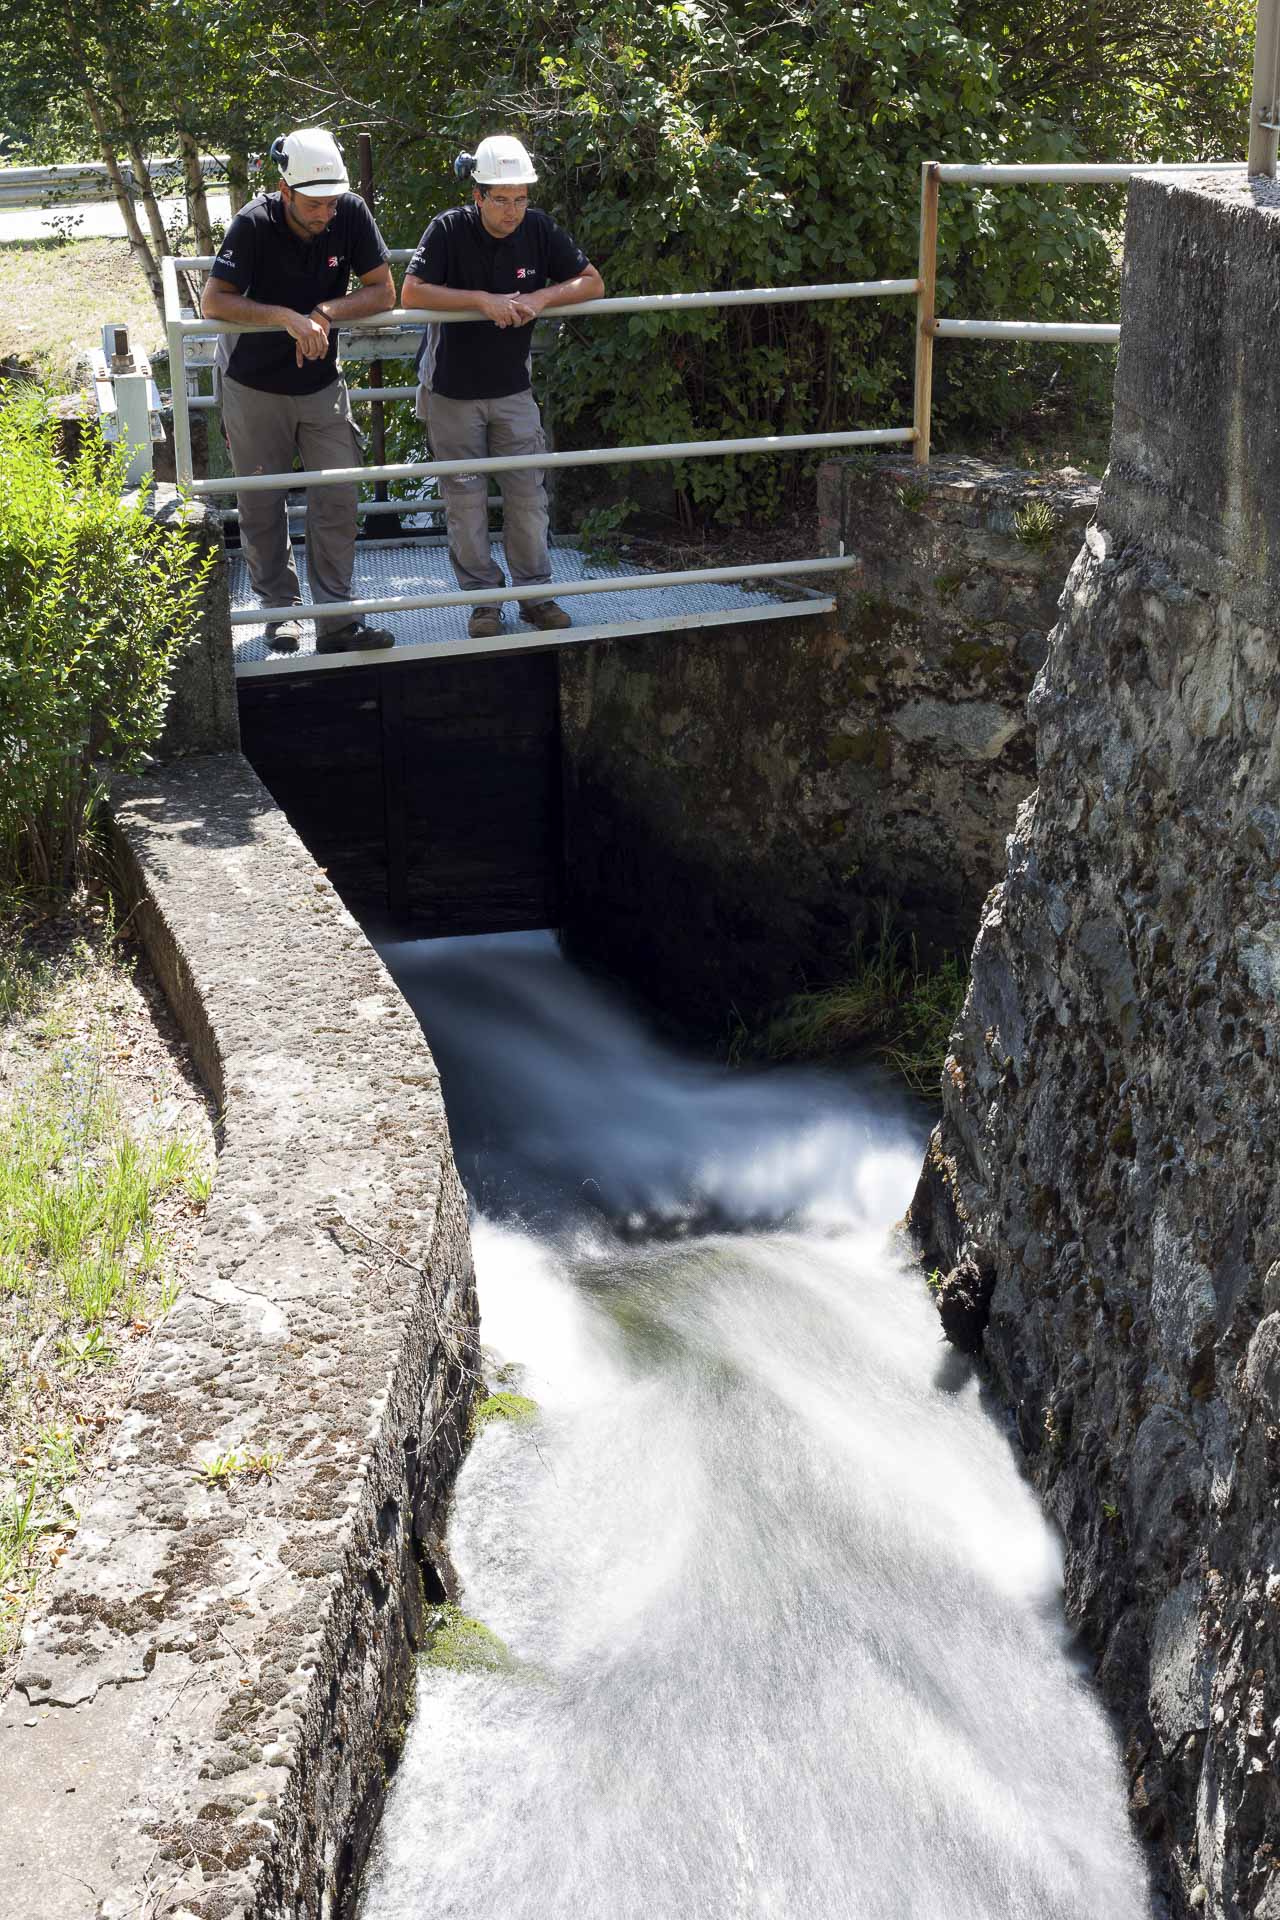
[114,373,155,484]
[357,134,390,507]
[1249,0,1280,176]
[913,161,940,467]
[161,254,195,488]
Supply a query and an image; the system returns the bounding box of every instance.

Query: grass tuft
[741,916,969,1102]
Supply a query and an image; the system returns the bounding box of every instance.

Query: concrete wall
[558,457,1096,1031]
[149,485,240,759]
[911,174,1280,1918]
[0,753,476,1919]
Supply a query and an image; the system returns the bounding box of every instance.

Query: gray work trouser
[221,374,361,638]
[418,387,552,596]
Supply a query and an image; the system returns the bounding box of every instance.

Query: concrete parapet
[0,753,476,1919]
[1108,171,1280,627]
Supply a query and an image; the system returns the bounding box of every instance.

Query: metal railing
[162,252,919,625]
[157,155,1250,633]
[911,159,1248,464]
[0,157,231,210]
[1251,0,1280,175]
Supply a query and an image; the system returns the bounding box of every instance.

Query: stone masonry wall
[0,753,477,1920]
[558,457,1096,1032]
[910,175,1280,1919]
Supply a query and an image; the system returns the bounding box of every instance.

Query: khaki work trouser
[221,374,361,639]
[419,387,552,597]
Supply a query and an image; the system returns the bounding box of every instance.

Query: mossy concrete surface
[558,457,1097,1032]
[0,752,478,1919]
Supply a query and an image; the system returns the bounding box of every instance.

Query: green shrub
[0,387,212,895]
[353,0,1123,524]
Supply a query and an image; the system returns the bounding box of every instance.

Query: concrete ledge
[1107,173,1280,627]
[0,753,477,1919]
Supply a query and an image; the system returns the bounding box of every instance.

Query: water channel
[361,931,1151,1920]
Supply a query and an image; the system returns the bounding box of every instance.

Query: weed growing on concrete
[196,1450,281,1488]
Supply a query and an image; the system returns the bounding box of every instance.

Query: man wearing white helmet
[203,128,397,654]
[403,135,604,639]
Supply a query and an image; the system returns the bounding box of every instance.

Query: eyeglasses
[484,192,529,210]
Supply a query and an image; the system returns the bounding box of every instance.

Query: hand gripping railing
[161,253,918,625]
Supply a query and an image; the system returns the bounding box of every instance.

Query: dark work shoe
[266,617,303,652]
[315,622,396,654]
[468,606,504,639]
[524,599,572,631]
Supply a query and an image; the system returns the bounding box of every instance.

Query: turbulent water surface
[362,932,1150,1920]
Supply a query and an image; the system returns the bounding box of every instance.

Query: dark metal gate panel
[236,652,561,935]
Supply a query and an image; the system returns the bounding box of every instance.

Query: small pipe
[170,279,922,335]
[935,162,1247,183]
[191,426,916,497]
[932,319,1121,342]
[230,553,862,625]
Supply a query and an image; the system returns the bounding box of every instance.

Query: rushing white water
[362,933,1150,1920]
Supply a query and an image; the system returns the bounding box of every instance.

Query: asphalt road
[0,194,232,245]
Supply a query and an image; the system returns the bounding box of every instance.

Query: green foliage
[472,1391,540,1431]
[578,499,635,566]
[1013,497,1057,548]
[747,916,969,1100]
[196,1449,281,1486]
[338,0,1126,522]
[422,1604,518,1676]
[0,1045,206,1322]
[0,387,212,895]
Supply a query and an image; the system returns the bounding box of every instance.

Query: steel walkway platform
[230,537,836,678]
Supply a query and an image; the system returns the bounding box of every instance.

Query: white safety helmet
[271,128,350,197]
[469,135,538,187]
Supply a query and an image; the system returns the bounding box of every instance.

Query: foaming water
[362,933,1149,1920]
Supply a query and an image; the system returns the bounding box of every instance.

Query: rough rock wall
[911,174,1280,1919]
[559,458,1094,1031]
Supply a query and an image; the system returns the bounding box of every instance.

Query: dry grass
[0,901,216,1690]
[0,236,165,388]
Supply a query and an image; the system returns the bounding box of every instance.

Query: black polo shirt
[208,192,389,395]
[408,205,589,401]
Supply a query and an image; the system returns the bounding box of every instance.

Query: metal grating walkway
[230,538,835,678]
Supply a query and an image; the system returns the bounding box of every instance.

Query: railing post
[161,256,195,489]
[1249,0,1280,176]
[357,134,389,507]
[913,161,940,466]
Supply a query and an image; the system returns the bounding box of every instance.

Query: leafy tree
[269,0,1122,518]
[0,0,289,312]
